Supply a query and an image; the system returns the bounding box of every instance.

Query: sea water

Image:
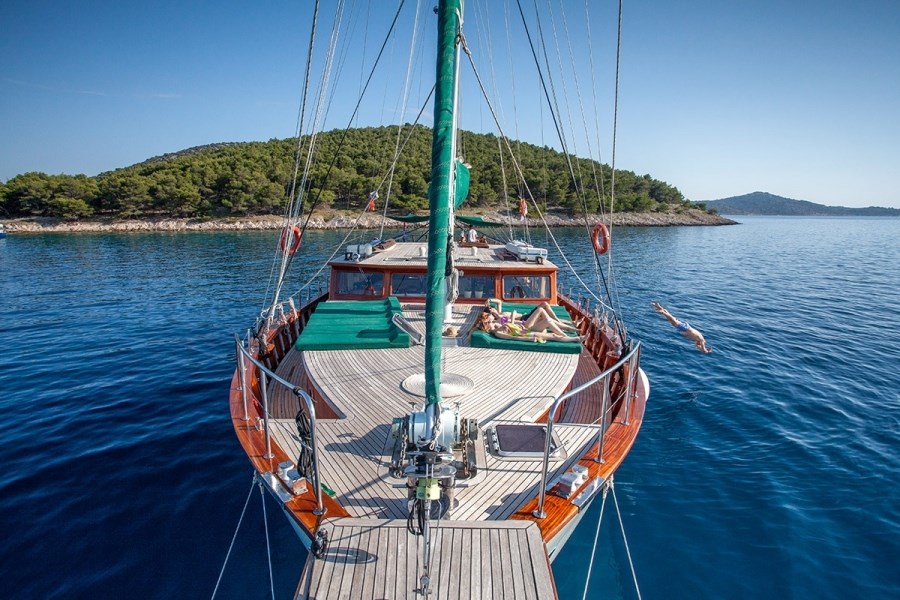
[0,217,897,599]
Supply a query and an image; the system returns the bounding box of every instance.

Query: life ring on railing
[279,225,302,255]
[591,222,611,255]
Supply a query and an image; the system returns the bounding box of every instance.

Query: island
[696,192,899,217]
[1,126,735,231]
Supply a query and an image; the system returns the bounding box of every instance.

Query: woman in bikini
[480,301,580,342]
[651,302,712,353]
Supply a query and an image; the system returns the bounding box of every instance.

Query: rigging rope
[554,0,607,299]
[583,0,610,223]
[260,480,276,600]
[514,0,579,196]
[506,2,622,318]
[261,0,322,312]
[458,35,613,313]
[267,0,348,318]
[581,482,610,600]
[267,0,409,322]
[612,479,643,600]
[210,475,256,599]
[379,0,425,240]
[544,0,593,218]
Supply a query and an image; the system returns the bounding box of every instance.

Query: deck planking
[268,311,598,523]
[295,519,557,600]
[261,301,641,567]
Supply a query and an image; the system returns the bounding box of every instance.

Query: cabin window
[391,273,427,297]
[459,274,495,299]
[503,274,550,299]
[336,270,383,297]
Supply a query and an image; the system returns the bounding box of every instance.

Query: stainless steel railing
[234,333,326,516]
[532,342,641,519]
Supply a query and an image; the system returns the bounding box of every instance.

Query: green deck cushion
[311,297,401,315]
[296,297,410,351]
[469,330,582,354]
[468,303,582,354]
[500,303,572,321]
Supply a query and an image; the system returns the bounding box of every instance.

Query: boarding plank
[295,519,556,600]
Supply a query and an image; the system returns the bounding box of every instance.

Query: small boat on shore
[226,2,649,597]
[0,223,6,238]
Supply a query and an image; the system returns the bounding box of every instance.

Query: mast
[424,0,462,411]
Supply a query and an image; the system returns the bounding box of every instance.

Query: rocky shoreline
[2,209,736,233]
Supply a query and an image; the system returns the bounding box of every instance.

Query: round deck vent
[401,372,474,397]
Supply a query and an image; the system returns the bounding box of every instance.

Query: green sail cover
[454,160,470,209]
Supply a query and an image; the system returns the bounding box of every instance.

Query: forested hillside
[1,126,691,219]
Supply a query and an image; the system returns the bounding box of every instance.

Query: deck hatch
[488,424,565,460]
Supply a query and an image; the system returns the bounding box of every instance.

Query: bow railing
[532,341,641,519]
[234,326,326,516]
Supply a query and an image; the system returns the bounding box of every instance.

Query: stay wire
[547,0,609,313]
[268,0,348,317]
[210,474,256,599]
[611,479,643,600]
[513,0,616,313]
[586,0,627,342]
[262,0,321,311]
[272,0,409,313]
[260,480,276,600]
[544,0,593,222]
[284,82,434,305]
[459,35,613,313]
[298,0,408,235]
[380,0,425,240]
[515,0,580,200]
[581,482,610,600]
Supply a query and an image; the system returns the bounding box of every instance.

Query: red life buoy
[592,223,610,255]
[279,225,302,255]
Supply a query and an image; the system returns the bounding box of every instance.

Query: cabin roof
[329,241,557,271]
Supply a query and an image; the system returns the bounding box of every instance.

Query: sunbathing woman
[480,301,580,342]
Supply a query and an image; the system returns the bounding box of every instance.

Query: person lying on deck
[651,302,712,353]
[479,301,581,342]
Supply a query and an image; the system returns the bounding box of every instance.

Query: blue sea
[1,217,898,599]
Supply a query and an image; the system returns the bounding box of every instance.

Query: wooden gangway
[295,519,557,599]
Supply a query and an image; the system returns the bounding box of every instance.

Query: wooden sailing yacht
[229,1,648,597]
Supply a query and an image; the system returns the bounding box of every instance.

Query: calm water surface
[0,217,897,599]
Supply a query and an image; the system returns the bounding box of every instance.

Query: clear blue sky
[2,0,898,208]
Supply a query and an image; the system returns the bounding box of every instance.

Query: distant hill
[696,192,900,216]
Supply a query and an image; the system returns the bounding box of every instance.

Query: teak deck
[295,519,556,600]
[269,304,600,523]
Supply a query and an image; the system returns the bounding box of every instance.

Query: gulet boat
[228,1,648,597]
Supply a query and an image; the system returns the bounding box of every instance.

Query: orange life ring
[279,225,302,255]
[591,223,610,255]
